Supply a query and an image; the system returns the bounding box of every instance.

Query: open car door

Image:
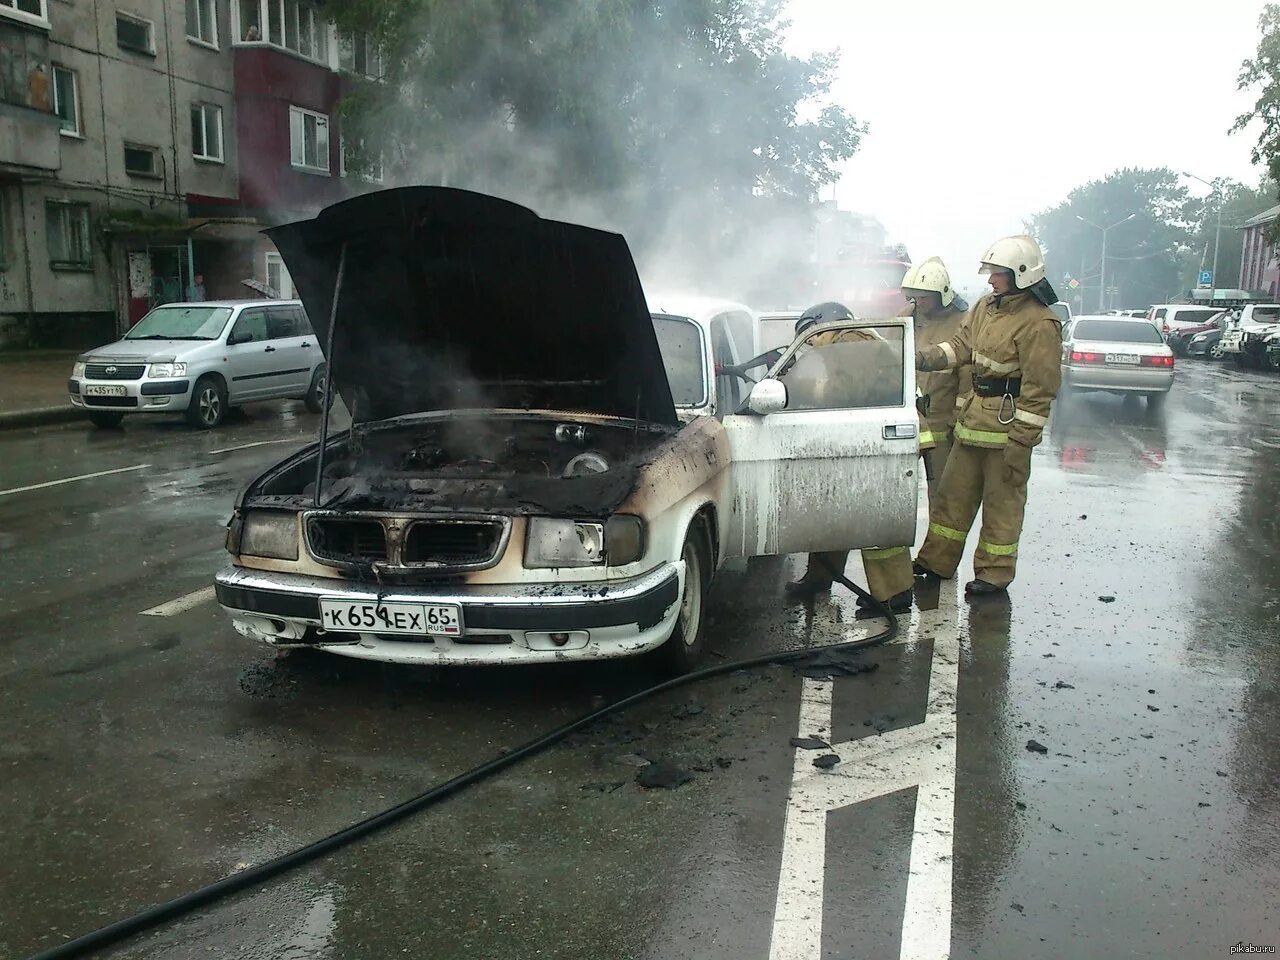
[720,317,919,558]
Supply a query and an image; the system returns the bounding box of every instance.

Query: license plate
[1105,354,1140,365]
[319,599,462,636]
[85,384,128,396]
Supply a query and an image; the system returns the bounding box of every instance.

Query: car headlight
[524,515,645,568]
[72,361,86,378]
[1191,334,1207,343]
[148,362,187,378]
[239,510,299,560]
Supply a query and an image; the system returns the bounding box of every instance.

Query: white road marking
[140,585,216,617]
[769,595,961,960]
[0,463,150,498]
[209,438,307,455]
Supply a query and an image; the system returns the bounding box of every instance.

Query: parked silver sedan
[1060,315,1174,410]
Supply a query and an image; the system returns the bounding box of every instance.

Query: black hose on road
[26,569,898,960]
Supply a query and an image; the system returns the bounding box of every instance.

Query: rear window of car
[1171,308,1219,325]
[1252,306,1280,324]
[1073,319,1163,343]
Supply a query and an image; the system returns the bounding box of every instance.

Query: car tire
[304,364,332,414]
[186,375,227,429]
[1210,342,1225,360]
[87,411,124,429]
[655,522,712,674]
[1267,351,1280,373]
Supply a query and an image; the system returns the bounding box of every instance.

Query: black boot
[855,589,912,619]
[964,579,1006,597]
[913,561,942,580]
[785,569,833,598]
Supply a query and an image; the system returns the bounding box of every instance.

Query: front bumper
[68,377,192,413]
[1063,365,1173,393]
[214,563,684,665]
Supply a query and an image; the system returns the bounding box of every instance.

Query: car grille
[83,396,139,408]
[307,518,389,564]
[85,363,146,380]
[404,520,504,566]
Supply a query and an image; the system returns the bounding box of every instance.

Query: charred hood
[266,187,677,426]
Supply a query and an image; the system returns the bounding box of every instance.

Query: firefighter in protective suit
[900,256,971,494]
[785,302,914,616]
[913,235,1062,596]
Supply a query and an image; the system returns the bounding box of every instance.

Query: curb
[0,406,88,431]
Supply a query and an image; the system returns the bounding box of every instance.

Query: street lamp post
[1077,213,1136,312]
[1183,172,1221,290]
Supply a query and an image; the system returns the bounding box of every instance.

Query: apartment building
[0,0,381,348]
[1239,204,1279,299]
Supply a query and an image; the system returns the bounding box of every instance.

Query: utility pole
[1183,172,1221,289]
[1077,213,1135,312]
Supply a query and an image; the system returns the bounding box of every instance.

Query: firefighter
[784,302,914,616]
[900,256,971,496]
[913,235,1062,596]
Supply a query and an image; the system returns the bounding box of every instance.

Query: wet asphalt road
[1,365,1278,960]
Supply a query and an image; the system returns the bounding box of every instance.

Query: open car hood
[266,187,677,426]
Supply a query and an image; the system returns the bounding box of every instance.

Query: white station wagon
[213,187,919,670]
[68,300,328,429]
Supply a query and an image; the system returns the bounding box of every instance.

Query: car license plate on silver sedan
[1105,354,1140,365]
[319,599,462,636]
[84,384,128,396]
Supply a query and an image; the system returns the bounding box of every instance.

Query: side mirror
[227,331,249,346]
[748,378,787,415]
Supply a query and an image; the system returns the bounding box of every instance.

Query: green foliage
[1178,177,1278,291]
[1235,3,1280,240]
[1026,168,1199,309]
[329,0,863,298]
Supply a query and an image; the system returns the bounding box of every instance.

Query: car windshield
[1073,319,1163,343]
[653,315,707,406]
[125,305,232,340]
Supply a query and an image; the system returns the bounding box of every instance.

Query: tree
[1179,177,1278,291]
[1025,168,1199,311]
[1235,3,1280,240]
[329,0,863,299]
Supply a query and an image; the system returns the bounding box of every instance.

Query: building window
[52,65,79,136]
[0,0,47,27]
[238,0,323,59]
[191,103,224,162]
[265,252,294,298]
[186,0,217,47]
[46,201,92,269]
[116,12,156,55]
[124,143,161,178]
[339,134,383,183]
[289,105,329,173]
[338,30,381,78]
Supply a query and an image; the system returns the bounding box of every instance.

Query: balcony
[0,99,60,172]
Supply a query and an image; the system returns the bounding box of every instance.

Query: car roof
[646,294,754,324]
[160,299,304,309]
[1071,314,1156,323]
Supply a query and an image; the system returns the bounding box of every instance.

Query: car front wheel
[304,364,332,414]
[655,523,711,674]
[1210,342,1225,360]
[186,375,227,429]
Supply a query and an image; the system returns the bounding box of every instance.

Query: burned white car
[214,187,919,669]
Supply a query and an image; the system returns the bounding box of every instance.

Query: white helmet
[979,235,1046,289]
[901,256,955,307]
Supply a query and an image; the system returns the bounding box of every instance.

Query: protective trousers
[803,548,913,602]
[921,435,953,499]
[915,441,1027,587]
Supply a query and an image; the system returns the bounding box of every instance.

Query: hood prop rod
[314,242,348,507]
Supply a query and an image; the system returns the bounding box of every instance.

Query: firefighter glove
[1002,439,1032,485]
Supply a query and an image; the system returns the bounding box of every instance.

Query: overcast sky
[783,0,1267,299]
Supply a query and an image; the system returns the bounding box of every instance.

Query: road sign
[1199,270,1213,286]
[1067,278,1080,289]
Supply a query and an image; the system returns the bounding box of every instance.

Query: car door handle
[884,423,917,440]
[301,342,311,348]
[264,345,276,353]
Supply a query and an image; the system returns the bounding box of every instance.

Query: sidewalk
[0,351,85,429]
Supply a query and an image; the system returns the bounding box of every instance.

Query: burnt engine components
[562,452,610,477]
[555,424,590,445]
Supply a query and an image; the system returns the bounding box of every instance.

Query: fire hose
[26,560,896,960]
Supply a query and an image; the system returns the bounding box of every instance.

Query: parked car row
[1146,302,1280,370]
